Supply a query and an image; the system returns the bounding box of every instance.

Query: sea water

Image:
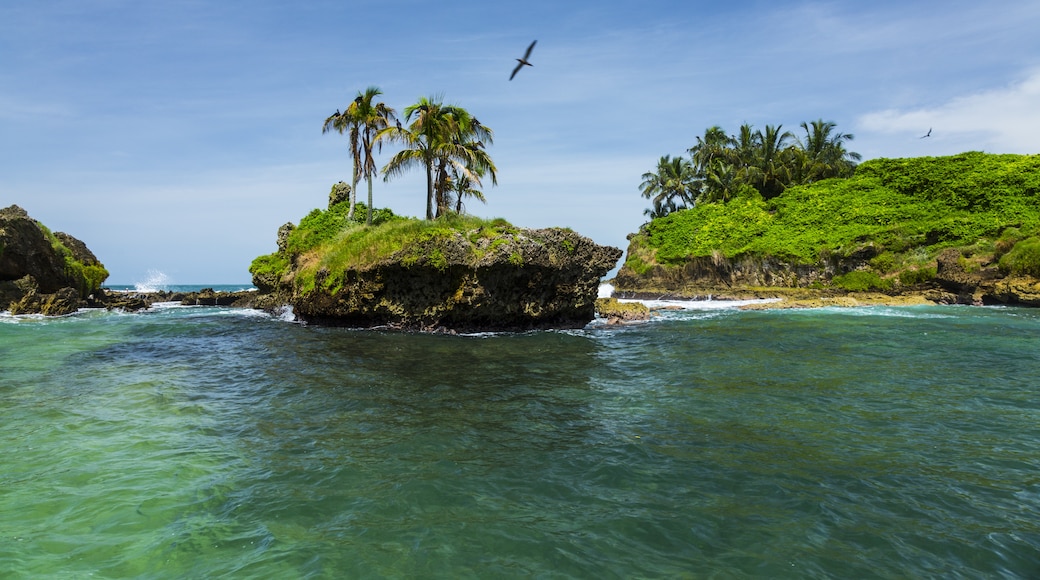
[2,290,1039,578]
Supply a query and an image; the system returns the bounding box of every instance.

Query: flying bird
[510,40,537,80]
[920,128,932,139]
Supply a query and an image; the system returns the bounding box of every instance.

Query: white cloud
[858,69,1040,154]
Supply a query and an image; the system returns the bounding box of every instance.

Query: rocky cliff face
[256,226,622,332]
[613,238,1040,307]
[1,205,109,314]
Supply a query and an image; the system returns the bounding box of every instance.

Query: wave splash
[134,270,171,293]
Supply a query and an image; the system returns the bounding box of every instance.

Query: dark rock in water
[260,225,622,332]
[9,286,81,316]
[594,297,652,325]
[179,288,257,307]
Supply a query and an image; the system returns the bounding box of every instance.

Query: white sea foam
[598,282,780,311]
[275,305,299,323]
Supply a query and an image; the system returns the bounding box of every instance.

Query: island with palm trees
[249,87,622,331]
[615,122,1040,308]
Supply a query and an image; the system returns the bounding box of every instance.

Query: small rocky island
[249,202,622,332]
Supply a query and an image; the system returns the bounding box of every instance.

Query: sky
[2,0,1040,284]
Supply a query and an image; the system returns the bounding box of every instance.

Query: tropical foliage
[249,200,516,294]
[379,95,497,220]
[624,152,1040,285]
[323,86,397,225]
[639,155,697,218]
[641,119,862,216]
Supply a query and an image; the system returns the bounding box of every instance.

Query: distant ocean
[104,284,257,294]
[102,269,255,294]
[2,283,1039,577]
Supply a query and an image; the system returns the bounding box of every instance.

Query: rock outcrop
[1,205,109,314]
[594,297,652,324]
[255,224,622,332]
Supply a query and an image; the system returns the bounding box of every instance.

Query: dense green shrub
[870,252,896,273]
[998,237,1040,277]
[899,267,936,286]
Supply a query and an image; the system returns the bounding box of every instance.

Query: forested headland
[618,147,1040,305]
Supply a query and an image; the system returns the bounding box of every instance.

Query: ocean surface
[2,285,1039,578]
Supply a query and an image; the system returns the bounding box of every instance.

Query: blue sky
[2,0,1039,284]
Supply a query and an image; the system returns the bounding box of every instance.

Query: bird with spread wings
[510,40,536,80]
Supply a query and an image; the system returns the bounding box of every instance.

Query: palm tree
[381,96,453,220]
[796,119,861,183]
[448,166,487,213]
[353,87,396,225]
[640,155,697,217]
[381,96,496,219]
[752,124,796,199]
[433,117,496,217]
[701,158,742,203]
[688,125,735,203]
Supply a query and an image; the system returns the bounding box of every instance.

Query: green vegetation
[250,201,518,294]
[323,86,397,225]
[284,201,400,256]
[641,119,861,217]
[324,89,498,223]
[380,95,498,220]
[625,152,1040,288]
[38,224,109,297]
[999,237,1040,277]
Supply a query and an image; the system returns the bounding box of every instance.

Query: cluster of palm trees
[640,120,862,218]
[323,87,497,223]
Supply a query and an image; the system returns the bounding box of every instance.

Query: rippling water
[2,301,1039,578]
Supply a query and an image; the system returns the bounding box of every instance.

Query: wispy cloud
[858,68,1040,154]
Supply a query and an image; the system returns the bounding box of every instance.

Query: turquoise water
[2,300,1039,578]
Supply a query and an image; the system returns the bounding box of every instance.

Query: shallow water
[2,302,1039,578]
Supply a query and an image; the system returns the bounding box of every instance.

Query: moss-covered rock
[250,209,622,331]
[594,297,651,324]
[1,205,109,313]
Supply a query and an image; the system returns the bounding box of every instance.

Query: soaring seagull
[510,40,537,80]
[920,128,932,139]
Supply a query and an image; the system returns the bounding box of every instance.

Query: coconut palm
[353,87,396,225]
[640,155,697,217]
[448,166,487,214]
[688,125,735,203]
[796,119,861,183]
[434,121,496,217]
[381,96,496,219]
